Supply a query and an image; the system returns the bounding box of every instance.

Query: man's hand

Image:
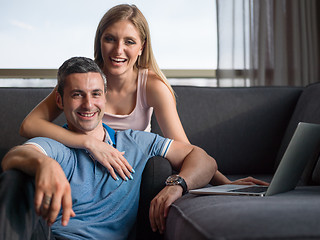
[149,185,183,234]
[34,157,75,226]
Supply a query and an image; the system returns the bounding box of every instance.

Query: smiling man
[57,71,106,137]
[1,57,216,240]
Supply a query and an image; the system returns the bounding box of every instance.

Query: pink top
[102,68,154,132]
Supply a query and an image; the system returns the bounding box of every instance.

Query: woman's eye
[126,39,136,45]
[104,36,115,42]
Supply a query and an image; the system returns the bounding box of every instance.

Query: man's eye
[93,92,102,97]
[72,93,82,98]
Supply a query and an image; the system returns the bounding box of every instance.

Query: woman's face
[100,20,144,77]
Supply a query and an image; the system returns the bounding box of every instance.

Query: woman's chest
[105,90,137,115]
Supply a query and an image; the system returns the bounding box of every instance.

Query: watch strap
[179,176,188,195]
[166,175,188,195]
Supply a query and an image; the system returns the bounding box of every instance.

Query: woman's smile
[101,20,144,76]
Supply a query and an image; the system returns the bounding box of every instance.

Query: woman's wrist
[81,135,94,152]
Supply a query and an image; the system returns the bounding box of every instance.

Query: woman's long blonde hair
[94,4,175,102]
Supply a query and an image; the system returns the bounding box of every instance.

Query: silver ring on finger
[43,195,52,205]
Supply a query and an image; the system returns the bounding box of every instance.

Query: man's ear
[56,91,64,110]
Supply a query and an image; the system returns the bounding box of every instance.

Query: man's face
[57,72,106,135]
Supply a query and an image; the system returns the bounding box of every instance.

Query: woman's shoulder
[145,69,173,107]
[146,69,168,91]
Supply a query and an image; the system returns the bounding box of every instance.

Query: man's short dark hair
[57,57,107,98]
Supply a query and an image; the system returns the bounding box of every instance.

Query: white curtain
[216,0,320,86]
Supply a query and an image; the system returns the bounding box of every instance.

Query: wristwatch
[165,175,188,195]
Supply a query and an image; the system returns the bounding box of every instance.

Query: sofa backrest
[275,82,320,184]
[0,85,305,176]
[152,86,303,175]
[0,87,65,170]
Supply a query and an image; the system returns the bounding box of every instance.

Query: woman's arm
[146,71,189,143]
[146,72,268,186]
[19,87,133,180]
[146,72,229,184]
[20,87,63,139]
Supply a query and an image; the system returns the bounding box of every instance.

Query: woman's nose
[115,41,124,55]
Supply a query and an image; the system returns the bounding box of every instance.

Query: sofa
[1,82,320,240]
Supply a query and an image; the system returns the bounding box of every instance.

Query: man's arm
[149,141,217,234]
[1,144,75,226]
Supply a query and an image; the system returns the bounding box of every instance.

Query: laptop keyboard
[228,186,269,193]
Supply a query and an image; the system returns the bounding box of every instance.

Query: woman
[20,4,264,186]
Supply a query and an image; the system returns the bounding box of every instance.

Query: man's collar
[102,123,115,146]
[62,123,116,146]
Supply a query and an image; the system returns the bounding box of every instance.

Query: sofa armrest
[136,156,173,240]
[0,169,40,239]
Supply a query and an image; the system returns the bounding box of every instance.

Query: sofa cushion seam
[170,203,212,240]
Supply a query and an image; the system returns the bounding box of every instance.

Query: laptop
[189,122,320,197]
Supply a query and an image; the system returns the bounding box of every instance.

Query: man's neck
[68,122,106,142]
[85,125,105,142]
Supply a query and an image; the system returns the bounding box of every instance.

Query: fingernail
[116,176,119,181]
[129,174,133,180]
[125,177,128,181]
[131,168,135,173]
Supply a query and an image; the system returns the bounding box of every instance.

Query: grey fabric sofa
[1,83,320,240]
[142,83,320,240]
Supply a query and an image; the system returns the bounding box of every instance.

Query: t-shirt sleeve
[123,130,173,158]
[24,137,76,178]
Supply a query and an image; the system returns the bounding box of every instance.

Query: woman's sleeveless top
[102,68,153,132]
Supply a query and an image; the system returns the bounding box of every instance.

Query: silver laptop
[189,122,320,197]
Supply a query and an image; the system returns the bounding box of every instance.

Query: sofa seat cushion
[165,186,320,240]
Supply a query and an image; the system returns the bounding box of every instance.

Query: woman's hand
[229,176,269,186]
[85,136,134,181]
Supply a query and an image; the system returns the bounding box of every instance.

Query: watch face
[166,175,182,185]
[165,175,188,194]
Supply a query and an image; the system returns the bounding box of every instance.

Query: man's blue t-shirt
[26,124,173,240]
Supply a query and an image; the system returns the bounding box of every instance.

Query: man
[1,57,216,240]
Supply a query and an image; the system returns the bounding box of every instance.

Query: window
[0,0,217,69]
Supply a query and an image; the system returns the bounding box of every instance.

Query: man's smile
[77,111,98,119]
